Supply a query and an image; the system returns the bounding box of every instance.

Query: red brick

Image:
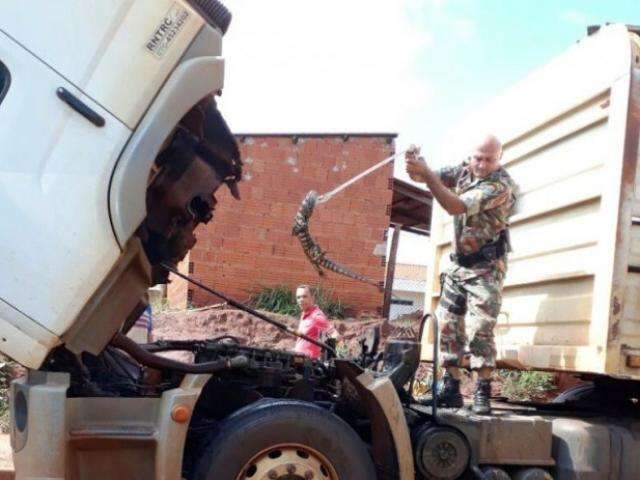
[168,135,395,314]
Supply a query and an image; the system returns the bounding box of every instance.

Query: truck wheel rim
[236,443,339,480]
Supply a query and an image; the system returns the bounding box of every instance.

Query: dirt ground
[0,436,13,478]
[152,306,398,358]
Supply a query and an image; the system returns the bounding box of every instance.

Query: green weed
[249,285,346,318]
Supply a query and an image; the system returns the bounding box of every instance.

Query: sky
[218,0,639,265]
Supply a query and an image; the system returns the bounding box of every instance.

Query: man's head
[296,285,315,312]
[469,134,503,178]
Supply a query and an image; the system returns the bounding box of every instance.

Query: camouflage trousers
[435,264,505,370]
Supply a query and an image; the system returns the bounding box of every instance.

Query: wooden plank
[382,226,400,318]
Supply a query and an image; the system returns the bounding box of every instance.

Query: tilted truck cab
[0,0,232,369]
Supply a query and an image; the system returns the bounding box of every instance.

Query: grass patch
[249,285,346,319]
[149,295,173,315]
[498,370,555,401]
[249,285,298,316]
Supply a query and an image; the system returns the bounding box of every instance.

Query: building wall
[167,134,395,315]
[390,291,424,320]
[390,263,427,320]
[166,254,190,310]
[394,263,428,282]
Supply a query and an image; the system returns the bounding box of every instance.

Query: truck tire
[187,0,232,33]
[552,383,596,405]
[481,467,511,479]
[193,399,376,480]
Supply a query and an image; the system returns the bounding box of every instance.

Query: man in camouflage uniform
[406,134,516,414]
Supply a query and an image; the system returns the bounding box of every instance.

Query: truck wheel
[193,399,376,480]
[552,383,597,405]
[413,424,470,480]
[513,468,553,480]
[481,467,511,479]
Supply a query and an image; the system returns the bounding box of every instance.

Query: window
[0,61,9,105]
[391,299,414,306]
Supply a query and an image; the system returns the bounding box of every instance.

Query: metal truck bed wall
[424,25,640,378]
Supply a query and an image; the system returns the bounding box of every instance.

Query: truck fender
[337,361,415,480]
[109,54,225,248]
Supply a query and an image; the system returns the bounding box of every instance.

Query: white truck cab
[0,0,235,369]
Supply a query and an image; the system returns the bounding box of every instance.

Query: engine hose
[111,332,248,373]
[141,336,242,353]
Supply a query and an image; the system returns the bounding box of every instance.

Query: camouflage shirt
[437,162,516,258]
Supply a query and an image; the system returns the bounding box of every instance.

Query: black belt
[451,230,508,268]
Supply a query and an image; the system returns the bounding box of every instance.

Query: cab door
[0,31,131,366]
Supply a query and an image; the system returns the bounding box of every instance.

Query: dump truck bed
[425,25,640,378]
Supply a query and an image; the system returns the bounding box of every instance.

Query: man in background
[294,285,336,359]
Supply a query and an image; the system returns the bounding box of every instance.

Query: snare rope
[292,150,408,288]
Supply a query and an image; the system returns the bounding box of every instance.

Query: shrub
[0,356,18,433]
[249,285,298,316]
[249,285,346,318]
[312,285,345,319]
[150,295,172,315]
[499,370,554,401]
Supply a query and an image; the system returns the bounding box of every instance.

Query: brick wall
[167,134,395,315]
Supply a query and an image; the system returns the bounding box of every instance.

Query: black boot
[420,374,464,408]
[473,379,492,414]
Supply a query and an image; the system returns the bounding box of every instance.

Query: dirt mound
[153,306,396,354]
